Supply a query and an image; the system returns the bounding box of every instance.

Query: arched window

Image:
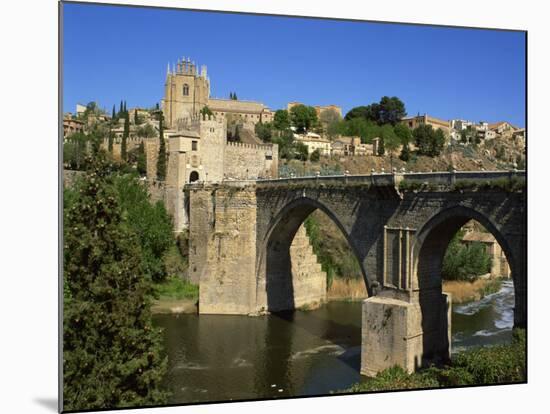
[189,171,199,183]
[183,84,189,96]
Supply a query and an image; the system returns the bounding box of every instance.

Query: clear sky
[62,2,526,127]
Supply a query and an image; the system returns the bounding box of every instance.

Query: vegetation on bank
[342,329,526,393]
[443,277,503,304]
[442,231,492,282]
[304,213,363,288]
[153,277,198,302]
[63,153,169,411]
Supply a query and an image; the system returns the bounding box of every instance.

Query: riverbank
[443,276,504,304]
[341,328,525,393]
[151,277,199,314]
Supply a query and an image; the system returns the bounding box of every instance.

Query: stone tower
[162,57,210,129]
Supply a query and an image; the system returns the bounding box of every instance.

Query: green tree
[200,106,213,118]
[134,109,139,125]
[137,124,157,139]
[156,113,166,180]
[108,128,114,153]
[377,135,385,156]
[111,105,116,120]
[399,142,411,161]
[119,100,123,116]
[290,104,318,133]
[136,142,146,176]
[432,129,446,156]
[112,174,173,282]
[272,129,295,160]
[295,142,309,161]
[255,122,273,142]
[273,109,291,131]
[394,123,412,145]
[442,231,492,281]
[63,132,90,170]
[121,112,129,161]
[123,100,127,114]
[310,148,321,162]
[413,124,435,156]
[63,156,168,411]
[232,92,238,100]
[378,96,407,125]
[344,104,379,123]
[381,125,400,168]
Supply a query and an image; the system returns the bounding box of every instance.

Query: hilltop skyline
[63,3,526,127]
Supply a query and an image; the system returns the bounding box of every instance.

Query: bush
[342,329,526,393]
[442,231,491,281]
[112,174,173,282]
[310,149,321,162]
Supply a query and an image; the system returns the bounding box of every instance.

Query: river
[152,279,515,404]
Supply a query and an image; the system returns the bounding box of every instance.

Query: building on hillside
[461,231,510,278]
[293,132,331,156]
[287,102,343,119]
[161,57,274,129]
[488,121,518,138]
[76,103,87,117]
[400,114,450,136]
[63,118,85,138]
[330,136,370,156]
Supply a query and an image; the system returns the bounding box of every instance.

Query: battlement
[167,56,208,80]
[226,141,274,151]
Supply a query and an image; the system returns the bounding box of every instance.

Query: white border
[1,1,547,413]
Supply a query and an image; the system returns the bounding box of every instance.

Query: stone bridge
[185,170,526,376]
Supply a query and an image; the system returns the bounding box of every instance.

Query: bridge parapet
[183,170,525,191]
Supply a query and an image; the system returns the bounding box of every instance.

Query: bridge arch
[256,196,367,312]
[411,204,521,364]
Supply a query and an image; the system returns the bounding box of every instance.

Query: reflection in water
[153,280,515,404]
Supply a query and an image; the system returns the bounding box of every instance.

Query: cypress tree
[123,101,127,114]
[378,136,385,156]
[108,126,114,153]
[121,112,129,161]
[137,141,146,176]
[63,155,168,411]
[119,100,123,116]
[156,113,166,180]
[399,142,410,161]
[111,105,116,120]
[134,109,138,125]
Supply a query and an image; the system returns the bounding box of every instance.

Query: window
[183,84,189,96]
[192,140,198,151]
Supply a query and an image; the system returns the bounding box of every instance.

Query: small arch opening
[189,171,199,183]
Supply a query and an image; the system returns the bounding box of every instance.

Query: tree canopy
[273,109,291,131]
[344,96,406,126]
[290,104,318,133]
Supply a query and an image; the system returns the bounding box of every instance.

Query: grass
[327,278,368,301]
[341,329,525,393]
[153,277,199,301]
[442,277,503,304]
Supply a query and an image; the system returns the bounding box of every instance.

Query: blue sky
[62,2,526,127]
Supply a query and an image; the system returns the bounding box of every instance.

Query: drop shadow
[33,397,58,412]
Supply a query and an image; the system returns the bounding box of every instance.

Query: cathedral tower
[162,57,210,129]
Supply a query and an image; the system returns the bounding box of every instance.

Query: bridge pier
[360,291,451,376]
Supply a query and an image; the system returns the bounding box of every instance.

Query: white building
[293,132,331,156]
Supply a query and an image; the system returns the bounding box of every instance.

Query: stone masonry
[187,171,526,376]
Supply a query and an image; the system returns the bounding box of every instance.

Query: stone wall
[224,142,279,180]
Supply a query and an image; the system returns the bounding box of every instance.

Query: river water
[152,280,515,404]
